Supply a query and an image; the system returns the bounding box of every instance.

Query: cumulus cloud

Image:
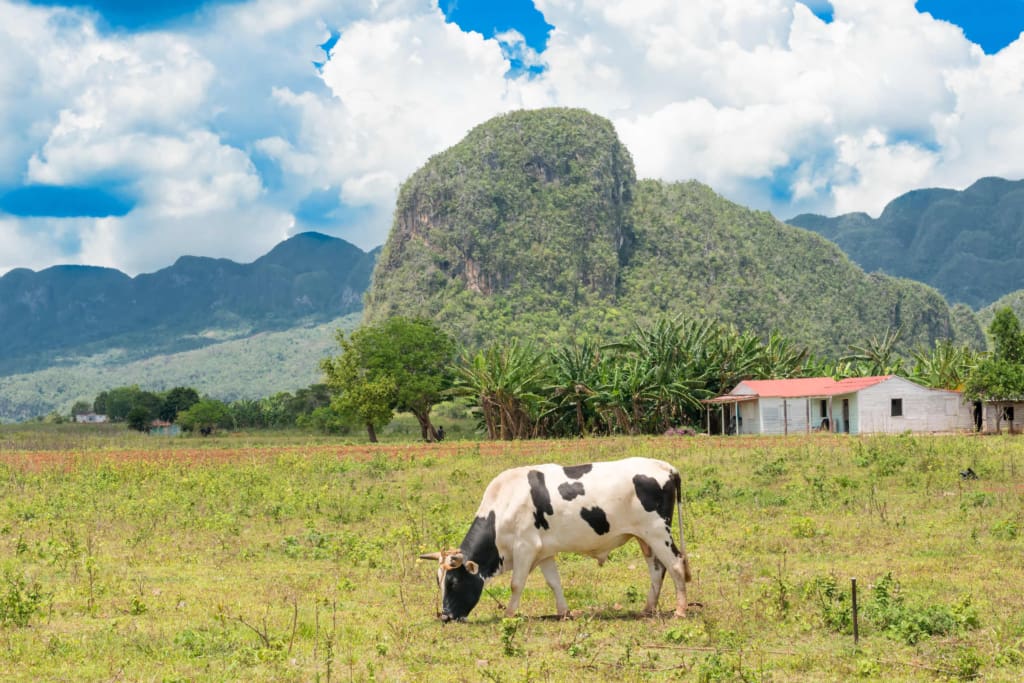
[3,0,1024,277]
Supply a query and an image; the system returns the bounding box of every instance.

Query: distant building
[704,375,974,435]
[74,413,109,424]
[149,420,181,436]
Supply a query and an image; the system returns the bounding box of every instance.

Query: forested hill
[0,232,377,376]
[364,108,979,356]
[787,177,1024,309]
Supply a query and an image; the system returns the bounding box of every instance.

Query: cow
[419,457,692,623]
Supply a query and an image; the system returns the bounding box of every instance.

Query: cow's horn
[419,552,442,561]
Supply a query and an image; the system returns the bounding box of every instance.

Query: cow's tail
[671,470,692,582]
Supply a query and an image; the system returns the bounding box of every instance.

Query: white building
[74,412,109,424]
[705,375,974,435]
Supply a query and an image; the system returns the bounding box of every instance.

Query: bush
[866,573,980,645]
[1,569,47,627]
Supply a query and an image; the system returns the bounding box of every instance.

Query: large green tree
[177,399,232,435]
[964,308,1024,432]
[321,317,456,442]
[158,386,200,422]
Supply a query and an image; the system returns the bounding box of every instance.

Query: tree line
[69,384,335,435]
[318,311,1022,442]
[66,308,1024,440]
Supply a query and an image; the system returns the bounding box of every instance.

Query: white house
[74,412,109,424]
[704,375,974,435]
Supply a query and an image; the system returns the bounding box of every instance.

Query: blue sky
[2,0,1024,276]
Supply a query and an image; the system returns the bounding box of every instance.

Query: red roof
[731,375,894,398]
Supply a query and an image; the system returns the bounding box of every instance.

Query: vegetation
[788,177,1024,309]
[365,108,974,358]
[0,232,376,378]
[321,318,456,442]
[1,429,1022,681]
[964,308,1024,431]
[0,314,360,422]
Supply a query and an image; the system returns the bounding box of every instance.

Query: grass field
[1,426,1023,681]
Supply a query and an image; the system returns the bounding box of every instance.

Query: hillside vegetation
[366,108,977,355]
[788,177,1024,309]
[0,232,376,376]
[0,315,359,422]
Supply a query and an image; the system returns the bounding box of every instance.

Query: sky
[2,0,1024,276]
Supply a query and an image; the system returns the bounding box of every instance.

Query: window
[891,398,903,417]
[820,399,828,417]
[1003,406,1015,423]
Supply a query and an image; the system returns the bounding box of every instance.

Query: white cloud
[4,0,1024,277]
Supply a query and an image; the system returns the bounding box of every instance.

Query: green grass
[1,430,1023,681]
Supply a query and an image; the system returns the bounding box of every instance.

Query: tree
[321,337,395,443]
[965,308,1024,432]
[910,340,977,390]
[451,340,547,440]
[159,386,200,422]
[989,307,1024,362]
[321,317,455,442]
[70,400,92,418]
[126,406,153,432]
[842,327,904,376]
[94,385,161,422]
[177,399,232,435]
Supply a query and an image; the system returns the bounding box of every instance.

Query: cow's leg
[648,536,688,617]
[636,539,666,615]
[504,549,537,617]
[537,557,570,618]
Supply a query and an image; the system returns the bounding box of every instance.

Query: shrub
[0,569,47,627]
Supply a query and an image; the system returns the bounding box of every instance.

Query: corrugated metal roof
[730,375,894,398]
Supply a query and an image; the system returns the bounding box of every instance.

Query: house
[148,420,181,436]
[74,412,109,424]
[976,400,1024,434]
[704,375,974,435]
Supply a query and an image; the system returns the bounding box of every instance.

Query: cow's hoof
[558,610,573,621]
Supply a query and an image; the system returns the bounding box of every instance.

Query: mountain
[787,177,1024,309]
[366,108,976,355]
[0,315,360,423]
[0,232,377,377]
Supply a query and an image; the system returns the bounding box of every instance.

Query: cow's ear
[419,552,442,561]
[465,560,479,575]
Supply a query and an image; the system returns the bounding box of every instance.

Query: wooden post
[805,399,811,434]
[851,578,859,646]
[783,400,788,436]
[828,397,834,432]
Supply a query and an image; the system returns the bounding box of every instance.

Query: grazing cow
[420,457,692,622]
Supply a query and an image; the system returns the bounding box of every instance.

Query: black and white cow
[420,457,692,622]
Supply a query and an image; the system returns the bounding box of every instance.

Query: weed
[500,617,525,657]
[0,568,47,627]
[806,573,851,633]
[952,647,983,680]
[991,516,1019,540]
[866,573,980,645]
[791,516,817,539]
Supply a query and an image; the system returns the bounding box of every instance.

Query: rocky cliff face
[365,108,636,341]
[364,107,973,355]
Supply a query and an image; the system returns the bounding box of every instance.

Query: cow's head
[419,549,483,623]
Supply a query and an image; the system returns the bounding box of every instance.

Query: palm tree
[542,339,603,437]
[842,326,904,376]
[451,340,547,439]
[911,340,977,390]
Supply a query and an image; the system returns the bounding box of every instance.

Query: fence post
[851,577,859,647]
